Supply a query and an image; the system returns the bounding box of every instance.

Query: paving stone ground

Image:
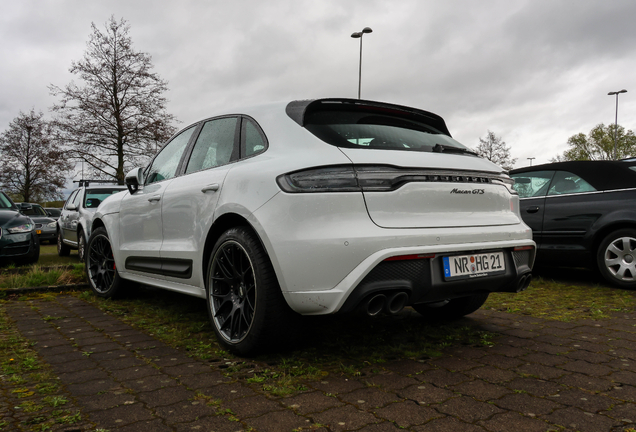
[2,295,636,431]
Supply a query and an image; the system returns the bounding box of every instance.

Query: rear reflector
[384,254,435,261]
[513,246,534,251]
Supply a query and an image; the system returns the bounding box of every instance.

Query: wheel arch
[202,213,273,284]
[76,223,85,239]
[591,221,636,258]
[91,217,106,235]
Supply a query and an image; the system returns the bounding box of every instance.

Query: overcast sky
[2,0,635,175]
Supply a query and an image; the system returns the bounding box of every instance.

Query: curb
[0,265,79,276]
[1,284,90,295]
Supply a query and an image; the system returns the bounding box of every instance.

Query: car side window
[548,171,596,196]
[243,118,267,157]
[511,171,554,198]
[71,190,83,208]
[185,118,238,174]
[146,126,197,185]
[64,191,78,210]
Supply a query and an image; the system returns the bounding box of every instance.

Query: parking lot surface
[3,295,636,431]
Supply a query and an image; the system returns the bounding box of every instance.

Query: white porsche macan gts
[86,98,535,355]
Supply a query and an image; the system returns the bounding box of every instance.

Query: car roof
[510,160,636,191]
[170,97,452,143]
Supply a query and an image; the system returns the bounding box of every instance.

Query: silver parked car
[57,181,126,260]
[17,203,57,244]
[86,98,535,355]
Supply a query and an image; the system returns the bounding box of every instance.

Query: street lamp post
[527,157,535,166]
[351,27,372,99]
[608,89,627,160]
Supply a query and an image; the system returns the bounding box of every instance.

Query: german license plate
[36,230,42,235]
[443,251,506,280]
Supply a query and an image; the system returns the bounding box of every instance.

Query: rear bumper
[252,191,535,315]
[337,246,533,314]
[282,239,535,315]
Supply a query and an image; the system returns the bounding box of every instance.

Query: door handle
[148,195,161,202]
[201,184,220,193]
[526,206,540,213]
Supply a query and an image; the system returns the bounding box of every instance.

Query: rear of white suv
[86,98,535,355]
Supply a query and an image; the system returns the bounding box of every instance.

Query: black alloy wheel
[85,227,123,297]
[210,240,257,343]
[206,227,292,355]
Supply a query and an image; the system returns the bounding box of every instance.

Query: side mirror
[67,204,78,211]
[125,167,144,194]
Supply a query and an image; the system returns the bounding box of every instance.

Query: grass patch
[0,302,85,429]
[0,264,85,290]
[0,244,80,270]
[38,244,81,267]
[484,274,636,321]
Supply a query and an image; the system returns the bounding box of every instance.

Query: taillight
[276,165,497,193]
[276,166,359,192]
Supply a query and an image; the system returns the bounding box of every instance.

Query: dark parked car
[44,208,62,220]
[510,160,636,288]
[17,203,57,244]
[0,192,39,264]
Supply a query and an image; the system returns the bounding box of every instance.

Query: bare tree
[50,16,177,184]
[474,130,517,170]
[555,123,636,161]
[0,109,71,202]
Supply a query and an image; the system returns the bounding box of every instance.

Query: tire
[85,227,124,298]
[57,230,70,256]
[78,231,86,262]
[597,229,636,289]
[413,293,490,322]
[206,227,291,356]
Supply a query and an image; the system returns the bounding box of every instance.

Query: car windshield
[0,193,14,209]
[21,205,47,216]
[304,109,469,153]
[85,188,123,209]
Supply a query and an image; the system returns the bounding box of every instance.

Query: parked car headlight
[46,221,57,228]
[7,223,34,233]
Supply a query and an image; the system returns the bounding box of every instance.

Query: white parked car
[86,98,535,355]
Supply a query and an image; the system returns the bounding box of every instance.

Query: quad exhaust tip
[366,294,386,316]
[517,273,532,292]
[386,292,409,314]
[364,292,409,316]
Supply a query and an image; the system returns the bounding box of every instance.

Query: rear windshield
[46,208,61,217]
[304,109,469,153]
[21,205,47,216]
[85,188,124,208]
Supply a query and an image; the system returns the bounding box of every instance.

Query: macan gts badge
[85,98,535,355]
